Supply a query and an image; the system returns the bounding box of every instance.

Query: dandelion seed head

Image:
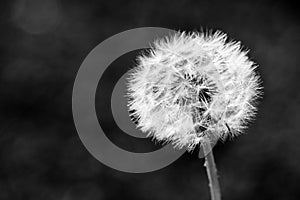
[127,31,262,151]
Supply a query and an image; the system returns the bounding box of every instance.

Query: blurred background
[0,0,300,199]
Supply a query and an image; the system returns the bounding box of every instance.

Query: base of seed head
[127,30,262,152]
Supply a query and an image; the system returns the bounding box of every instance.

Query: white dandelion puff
[127,30,262,152]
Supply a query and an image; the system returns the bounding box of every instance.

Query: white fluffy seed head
[127,31,262,151]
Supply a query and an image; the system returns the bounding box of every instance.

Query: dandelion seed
[127,30,262,152]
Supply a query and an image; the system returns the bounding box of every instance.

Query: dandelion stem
[200,142,221,200]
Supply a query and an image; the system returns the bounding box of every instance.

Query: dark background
[1,0,300,199]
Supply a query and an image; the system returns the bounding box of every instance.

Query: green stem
[200,142,221,200]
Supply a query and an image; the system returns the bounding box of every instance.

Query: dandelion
[127,30,262,200]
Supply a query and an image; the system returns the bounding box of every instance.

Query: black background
[1,0,300,199]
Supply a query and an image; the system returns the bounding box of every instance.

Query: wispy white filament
[127,31,262,151]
